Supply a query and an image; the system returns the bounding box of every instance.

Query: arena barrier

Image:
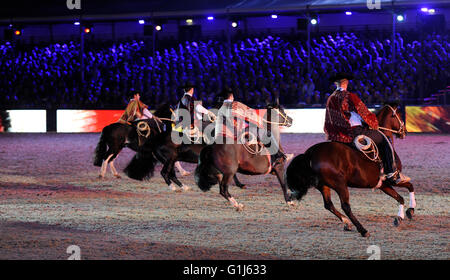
[406,106,450,133]
[1,106,449,133]
[4,110,47,132]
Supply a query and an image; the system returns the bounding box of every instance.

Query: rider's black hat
[179,81,196,90]
[328,72,354,83]
[220,86,234,99]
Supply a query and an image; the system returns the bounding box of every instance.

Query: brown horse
[285,103,415,237]
[194,103,293,210]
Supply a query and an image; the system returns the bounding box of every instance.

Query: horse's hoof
[169,184,177,192]
[181,172,191,177]
[235,204,245,211]
[182,185,191,192]
[114,174,122,179]
[394,217,403,227]
[237,184,247,189]
[361,231,370,238]
[406,208,414,220]
[287,201,295,207]
[343,224,352,231]
[98,175,104,179]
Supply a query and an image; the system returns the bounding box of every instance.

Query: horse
[194,102,293,210]
[123,103,247,191]
[285,103,415,237]
[93,105,181,179]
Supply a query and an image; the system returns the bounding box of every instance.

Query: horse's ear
[275,97,280,107]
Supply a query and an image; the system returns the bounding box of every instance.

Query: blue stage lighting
[207,16,214,21]
[138,20,145,25]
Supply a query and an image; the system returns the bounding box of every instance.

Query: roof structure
[2,0,449,22]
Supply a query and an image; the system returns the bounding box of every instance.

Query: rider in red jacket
[324,72,409,185]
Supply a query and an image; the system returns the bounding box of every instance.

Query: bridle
[378,105,405,138]
[263,108,292,127]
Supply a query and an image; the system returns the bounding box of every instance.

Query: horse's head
[376,102,406,140]
[266,102,293,128]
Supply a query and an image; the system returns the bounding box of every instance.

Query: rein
[262,108,290,126]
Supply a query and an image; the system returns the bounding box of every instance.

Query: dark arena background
[0,0,449,263]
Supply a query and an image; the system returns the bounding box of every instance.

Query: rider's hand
[208,111,216,122]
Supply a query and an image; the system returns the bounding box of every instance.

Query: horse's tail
[286,153,318,201]
[123,145,157,180]
[93,126,109,166]
[195,145,220,192]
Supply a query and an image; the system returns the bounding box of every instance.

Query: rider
[218,87,287,166]
[118,90,155,124]
[175,81,216,131]
[324,72,409,185]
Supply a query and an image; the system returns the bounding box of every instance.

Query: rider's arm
[349,93,379,130]
[195,103,209,114]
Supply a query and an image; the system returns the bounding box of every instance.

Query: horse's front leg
[233,175,246,189]
[273,163,294,205]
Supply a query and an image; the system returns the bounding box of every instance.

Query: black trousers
[351,126,396,174]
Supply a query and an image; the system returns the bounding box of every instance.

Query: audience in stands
[0,31,448,109]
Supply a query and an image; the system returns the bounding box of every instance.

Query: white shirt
[349,111,363,127]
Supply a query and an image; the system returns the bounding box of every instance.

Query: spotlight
[420,7,428,12]
[396,14,405,22]
[231,21,238,28]
[74,21,80,26]
[271,14,278,19]
[14,29,21,36]
[138,19,145,25]
[428,9,435,14]
[155,25,162,31]
[186,19,193,25]
[84,27,91,33]
[310,18,318,25]
[207,16,214,21]
[345,11,352,16]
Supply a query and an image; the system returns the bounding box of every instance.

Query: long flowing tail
[93,127,109,166]
[124,145,157,180]
[285,153,318,201]
[194,145,220,192]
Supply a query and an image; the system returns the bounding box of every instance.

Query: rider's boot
[386,171,410,185]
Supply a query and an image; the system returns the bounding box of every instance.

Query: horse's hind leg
[335,186,369,237]
[100,153,114,178]
[220,173,243,211]
[273,164,293,205]
[380,184,406,226]
[318,185,353,231]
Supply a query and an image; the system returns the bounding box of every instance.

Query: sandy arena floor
[0,133,448,260]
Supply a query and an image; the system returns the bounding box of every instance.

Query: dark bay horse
[285,103,415,237]
[194,103,293,210]
[123,103,246,191]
